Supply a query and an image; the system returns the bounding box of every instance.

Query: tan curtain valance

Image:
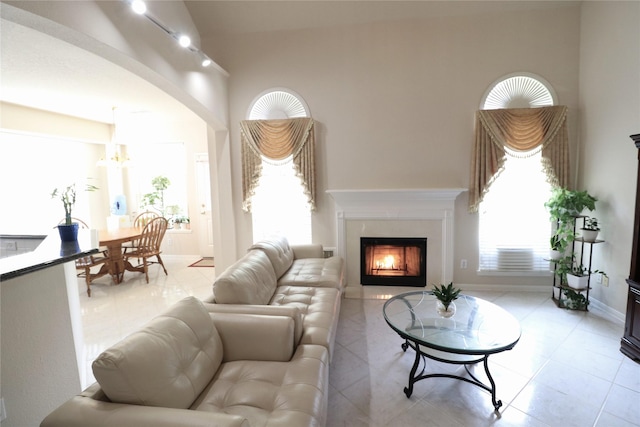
[469,105,570,212]
[240,117,316,212]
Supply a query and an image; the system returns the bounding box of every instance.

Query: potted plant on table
[566,262,590,290]
[580,217,600,242]
[173,216,190,230]
[51,182,99,241]
[432,282,461,318]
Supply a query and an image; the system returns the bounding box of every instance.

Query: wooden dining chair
[133,211,160,227]
[57,218,110,297]
[123,211,161,254]
[123,217,168,283]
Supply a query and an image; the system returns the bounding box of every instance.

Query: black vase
[57,223,79,242]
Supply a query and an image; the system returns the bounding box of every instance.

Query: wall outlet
[603,275,610,287]
[460,259,468,269]
[4,241,17,251]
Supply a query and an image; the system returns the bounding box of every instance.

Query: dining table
[97,226,145,284]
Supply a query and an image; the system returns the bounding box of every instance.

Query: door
[195,153,214,258]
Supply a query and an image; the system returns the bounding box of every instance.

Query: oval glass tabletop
[383,291,521,355]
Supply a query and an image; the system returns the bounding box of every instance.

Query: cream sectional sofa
[41,297,329,427]
[203,236,344,358]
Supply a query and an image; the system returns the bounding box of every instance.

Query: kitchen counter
[0,230,99,281]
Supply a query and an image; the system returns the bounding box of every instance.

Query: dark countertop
[0,230,99,281]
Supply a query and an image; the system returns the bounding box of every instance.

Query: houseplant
[562,289,589,310]
[580,217,600,242]
[173,216,190,229]
[565,258,607,290]
[566,262,590,289]
[141,176,170,217]
[544,188,597,224]
[550,232,570,260]
[51,182,98,241]
[432,282,461,318]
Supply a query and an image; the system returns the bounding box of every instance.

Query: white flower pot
[550,249,564,260]
[566,273,590,290]
[580,229,599,242]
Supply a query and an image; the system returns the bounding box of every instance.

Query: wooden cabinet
[621,134,640,362]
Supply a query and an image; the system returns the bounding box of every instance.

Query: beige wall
[578,1,640,314]
[207,3,582,287]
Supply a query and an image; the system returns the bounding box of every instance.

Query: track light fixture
[124,0,213,70]
[131,0,146,15]
[177,34,191,48]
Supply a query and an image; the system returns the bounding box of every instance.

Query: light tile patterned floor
[77,257,640,426]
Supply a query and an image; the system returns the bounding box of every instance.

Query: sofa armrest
[41,384,249,427]
[210,312,296,362]
[203,303,303,346]
[291,243,324,259]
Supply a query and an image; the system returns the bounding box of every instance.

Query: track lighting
[124,0,213,70]
[177,34,191,48]
[131,0,146,15]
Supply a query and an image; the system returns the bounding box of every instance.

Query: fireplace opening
[360,237,427,286]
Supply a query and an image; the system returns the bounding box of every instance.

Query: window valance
[469,105,569,212]
[240,118,316,212]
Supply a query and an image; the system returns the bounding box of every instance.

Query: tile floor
[77,256,640,427]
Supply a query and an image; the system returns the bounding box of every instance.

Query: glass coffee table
[383,291,521,411]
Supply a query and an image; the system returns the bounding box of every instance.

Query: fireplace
[360,237,427,286]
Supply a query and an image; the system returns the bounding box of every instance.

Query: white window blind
[478,149,552,273]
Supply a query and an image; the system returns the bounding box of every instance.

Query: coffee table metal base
[401,339,503,411]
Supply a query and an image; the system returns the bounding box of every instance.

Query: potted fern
[432,282,461,318]
[51,182,98,241]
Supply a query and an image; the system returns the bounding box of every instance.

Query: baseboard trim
[344,282,625,325]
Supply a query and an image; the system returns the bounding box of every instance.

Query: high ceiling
[0,16,194,125]
[0,1,577,125]
[184,1,576,36]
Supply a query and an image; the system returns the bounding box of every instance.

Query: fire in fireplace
[360,237,427,286]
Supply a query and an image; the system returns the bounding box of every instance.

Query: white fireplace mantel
[327,188,466,285]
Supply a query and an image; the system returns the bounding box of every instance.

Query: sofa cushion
[213,250,277,304]
[92,297,223,409]
[190,344,329,427]
[250,236,294,278]
[278,257,344,289]
[270,285,341,355]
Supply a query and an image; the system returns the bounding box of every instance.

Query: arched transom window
[476,73,560,273]
[245,88,312,245]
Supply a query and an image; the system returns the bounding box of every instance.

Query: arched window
[476,73,562,273]
[245,89,313,245]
